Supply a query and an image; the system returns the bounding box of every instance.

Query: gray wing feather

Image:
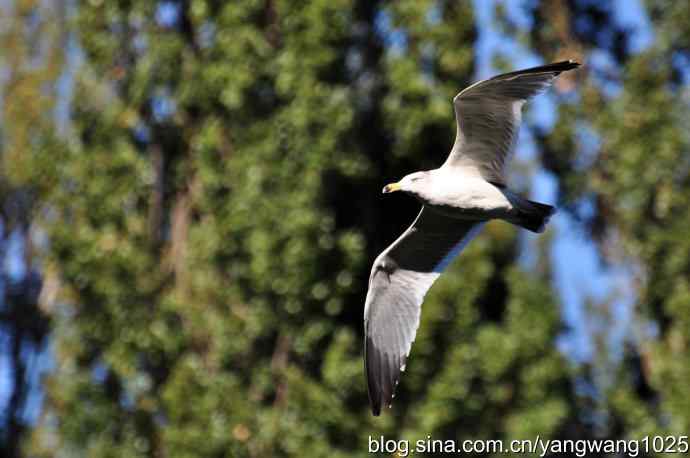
[364,207,484,415]
[444,60,580,184]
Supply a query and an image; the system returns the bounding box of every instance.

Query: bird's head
[382,171,430,195]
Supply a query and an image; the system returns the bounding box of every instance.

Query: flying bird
[364,60,580,416]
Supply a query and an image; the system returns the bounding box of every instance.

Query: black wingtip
[481,60,581,86]
[549,59,581,72]
[497,60,581,80]
[523,60,581,75]
[365,334,400,417]
[365,335,383,417]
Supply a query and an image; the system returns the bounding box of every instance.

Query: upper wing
[444,60,580,184]
[364,207,484,415]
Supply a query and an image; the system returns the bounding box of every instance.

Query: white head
[382,171,431,195]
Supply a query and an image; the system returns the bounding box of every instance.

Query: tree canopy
[0,1,689,457]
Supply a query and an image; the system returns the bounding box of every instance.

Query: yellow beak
[382,182,402,194]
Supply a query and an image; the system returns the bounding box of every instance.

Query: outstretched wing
[364,207,484,415]
[445,60,580,184]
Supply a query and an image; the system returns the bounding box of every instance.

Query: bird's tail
[508,197,556,233]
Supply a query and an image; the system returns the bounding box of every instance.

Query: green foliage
[3,0,687,457]
[13,1,576,456]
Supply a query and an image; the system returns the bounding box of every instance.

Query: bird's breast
[421,177,512,219]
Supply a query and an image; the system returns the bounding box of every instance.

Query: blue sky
[471,0,652,364]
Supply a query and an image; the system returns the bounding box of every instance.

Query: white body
[403,168,516,220]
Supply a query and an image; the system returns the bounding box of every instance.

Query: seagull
[364,60,580,416]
